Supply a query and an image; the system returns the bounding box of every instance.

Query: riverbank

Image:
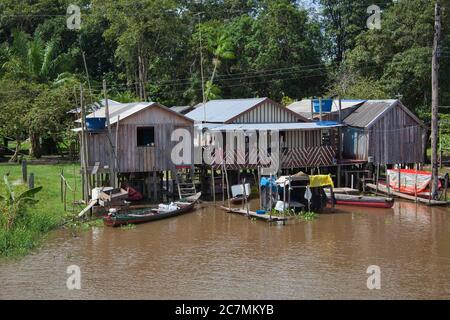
[0,163,82,257]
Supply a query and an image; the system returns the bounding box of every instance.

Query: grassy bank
[0,163,82,257]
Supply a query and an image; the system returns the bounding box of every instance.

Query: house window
[137,127,155,147]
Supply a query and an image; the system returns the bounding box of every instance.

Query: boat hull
[328,193,394,209]
[103,193,201,227]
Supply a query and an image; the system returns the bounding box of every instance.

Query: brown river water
[1,200,450,300]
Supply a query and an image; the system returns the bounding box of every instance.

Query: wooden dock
[366,183,448,206]
[220,206,288,222]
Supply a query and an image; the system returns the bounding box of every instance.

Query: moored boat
[103,192,201,227]
[327,193,394,209]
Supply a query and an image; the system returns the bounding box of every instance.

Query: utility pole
[103,80,116,188]
[431,1,442,199]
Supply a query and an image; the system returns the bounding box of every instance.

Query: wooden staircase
[175,167,198,200]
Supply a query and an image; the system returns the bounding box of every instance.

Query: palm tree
[205,34,235,101]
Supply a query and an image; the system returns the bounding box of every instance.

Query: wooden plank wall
[284,130,323,148]
[232,101,302,123]
[342,127,368,161]
[369,107,424,165]
[85,106,193,173]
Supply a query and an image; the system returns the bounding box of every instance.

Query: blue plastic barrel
[86,117,106,131]
[256,210,266,215]
[313,99,333,113]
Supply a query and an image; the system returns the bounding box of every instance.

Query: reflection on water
[1,200,449,300]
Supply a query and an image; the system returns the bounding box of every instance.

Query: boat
[103,192,201,227]
[327,193,394,209]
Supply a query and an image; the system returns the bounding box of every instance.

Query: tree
[1,31,76,158]
[316,0,374,63]
[344,0,438,113]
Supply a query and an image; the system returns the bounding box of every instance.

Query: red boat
[328,193,395,209]
[386,169,441,197]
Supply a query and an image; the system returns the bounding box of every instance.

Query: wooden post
[258,167,262,210]
[431,1,442,199]
[386,166,391,197]
[362,176,366,194]
[242,179,249,217]
[22,160,27,183]
[64,180,67,212]
[319,97,323,122]
[338,97,342,124]
[222,168,225,204]
[28,173,34,190]
[376,164,380,194]
[415,168,418,203]
[153,171,157,202]
[398,166,401,192]
[103,80,116,188]
[212,168,216,205]
[288,176,292,210]
[269,174,273,216]
[310,99,314,120]
[224,165,231,209]
[60,169,64,203]
[80,85,90,202]
[115,115,120,186]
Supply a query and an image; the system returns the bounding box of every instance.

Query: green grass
[0,163,83,257]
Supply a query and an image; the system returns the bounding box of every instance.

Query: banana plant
[0,173,43,230]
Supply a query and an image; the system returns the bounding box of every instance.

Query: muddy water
[1,200,450,300]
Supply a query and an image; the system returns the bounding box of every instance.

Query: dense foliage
[0,0,449,159]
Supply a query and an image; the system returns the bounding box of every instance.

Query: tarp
[387,169,440,194]
[309,175,334,188]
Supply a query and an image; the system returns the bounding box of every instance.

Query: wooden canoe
[103,193,201,227]
[327,193,394,209]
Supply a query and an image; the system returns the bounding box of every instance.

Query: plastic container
[313,99,333,113]
[86,117,106,131]
[256,210,266,215]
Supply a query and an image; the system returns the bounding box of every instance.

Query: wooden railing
[209,146,337,169]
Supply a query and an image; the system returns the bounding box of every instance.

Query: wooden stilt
[212,168,216,205]
[258,166,262,210]
[153,171,157,202]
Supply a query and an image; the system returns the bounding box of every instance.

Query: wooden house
[77,101,194,199]
[342,100,426,165]
[186,98,342,169]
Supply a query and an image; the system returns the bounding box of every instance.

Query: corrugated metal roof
[185,98,268,123]
[171,106,193,114]
[343,100,397,128]
[80,101,193,125]
[208,122,342,132]
[68,99,122,114]
[287,99,366,118]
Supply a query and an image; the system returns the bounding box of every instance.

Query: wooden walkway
[220,206,288,222]
[366,183,448,206]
